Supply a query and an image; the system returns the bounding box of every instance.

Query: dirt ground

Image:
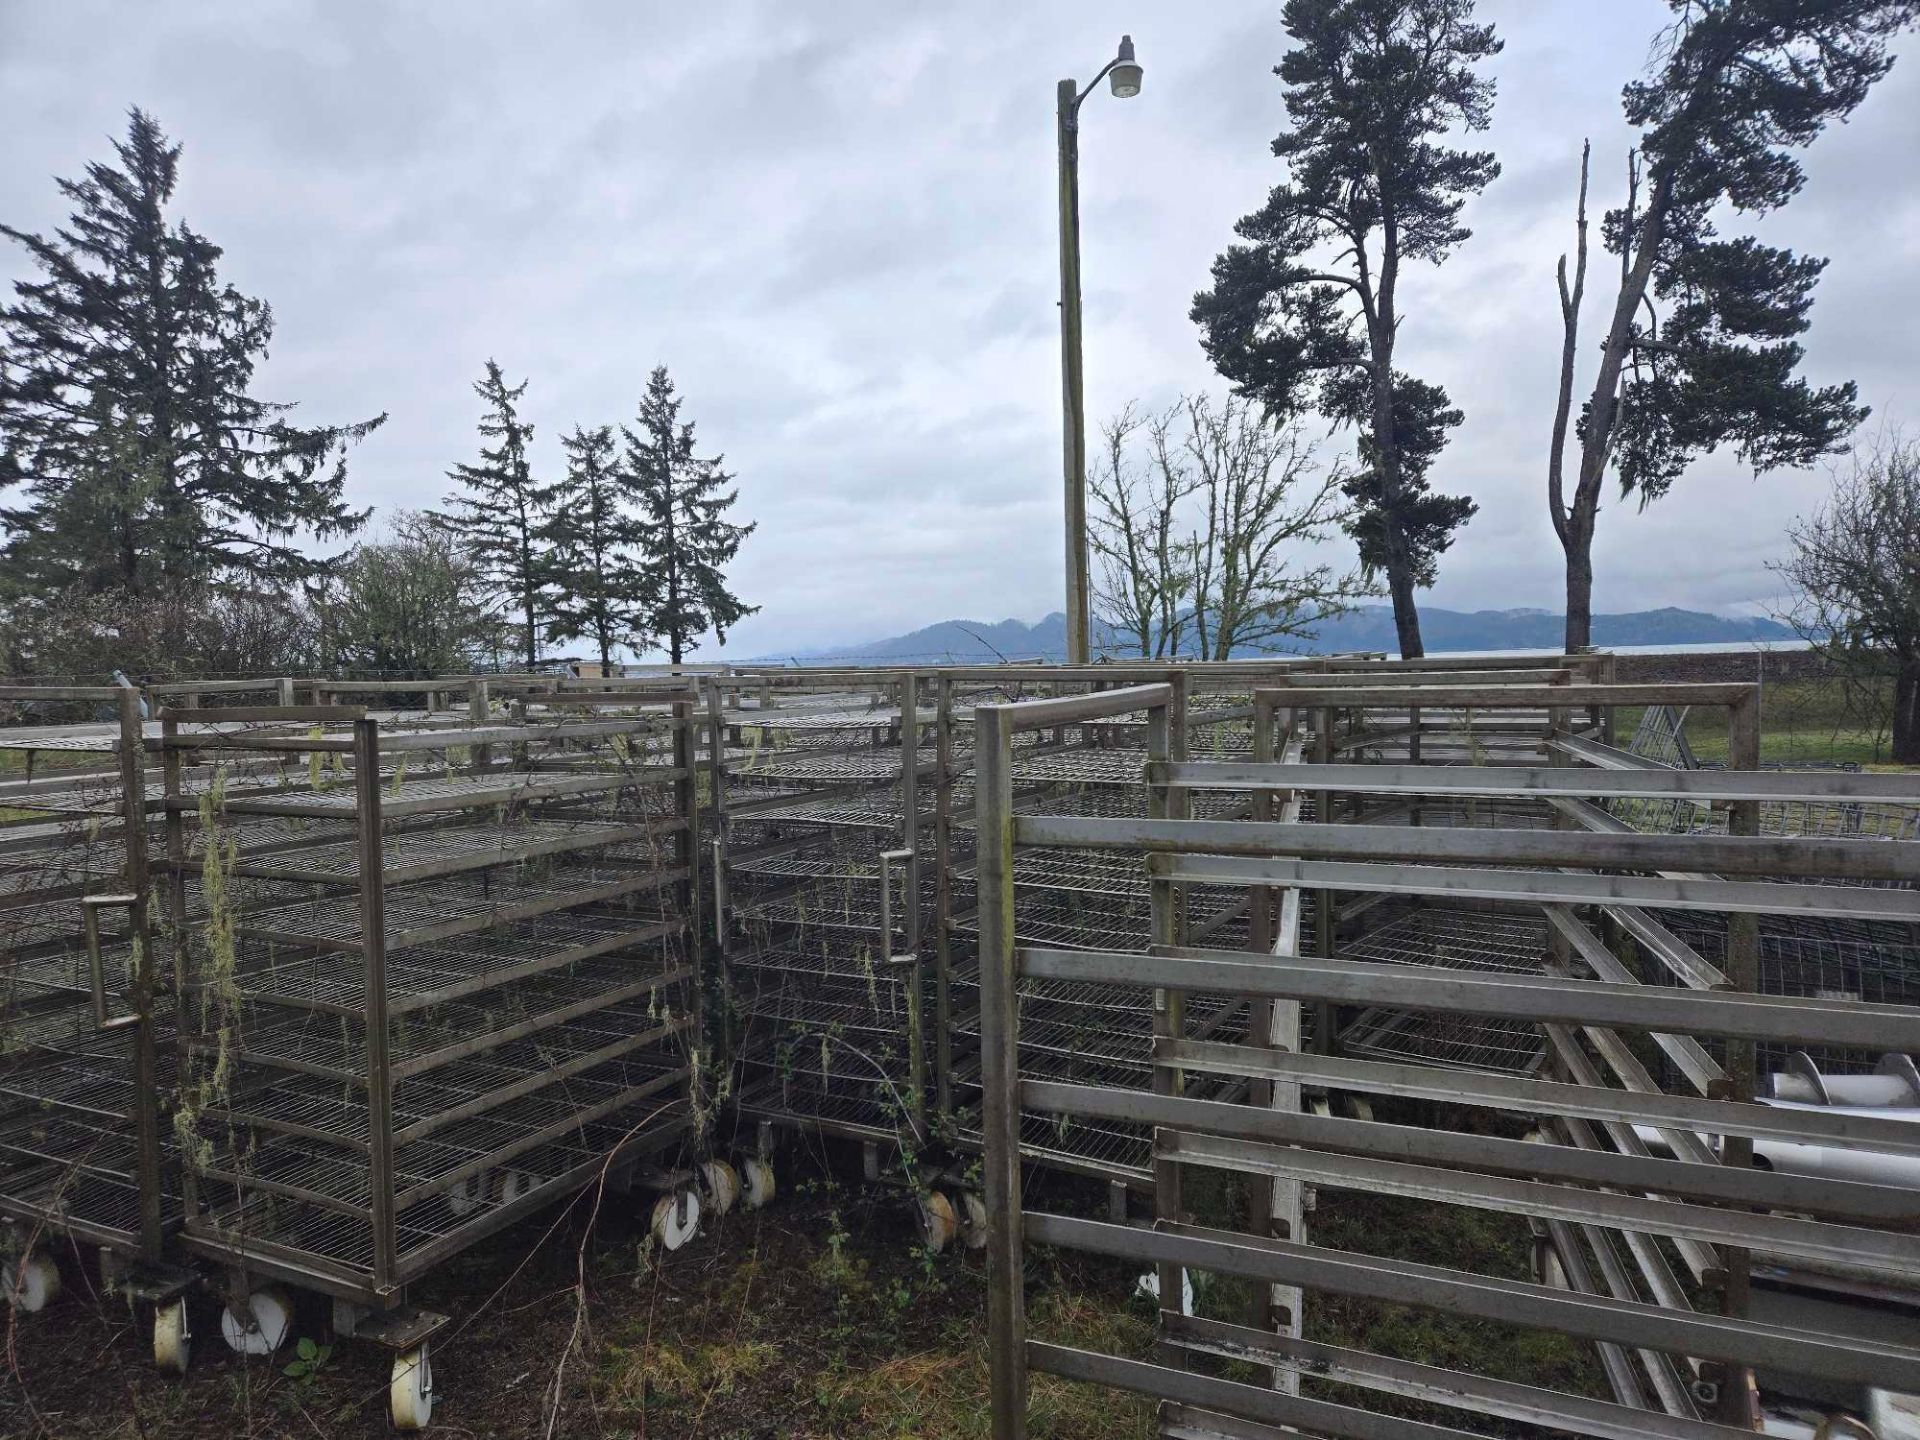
[0,1136,1600,1440]
[0,1150,1160,1440]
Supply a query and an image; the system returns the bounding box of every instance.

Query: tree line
[1089,0,1916,758]
[0,110,753,680]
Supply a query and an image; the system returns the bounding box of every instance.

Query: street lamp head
[1108,34,1142,98]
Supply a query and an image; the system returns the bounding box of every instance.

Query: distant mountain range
[752,606,1797,665]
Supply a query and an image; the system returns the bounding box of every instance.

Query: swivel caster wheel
[916,1191,958,1254]
[741,1155,776,1211]
[956,1191,989,1252]
[153,1297,191,1374]
[391,1344,434,1431]
[700,1159,740,1217]
[1,1254,59,1313]
[651,1188,702,1251]
[220,1285,292,1355]
[1529,1235,1569,1291]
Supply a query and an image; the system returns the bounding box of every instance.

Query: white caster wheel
[391,1344,434,1431]
[153,1297,191,1374]
[1530,1235,1569,1291]
[741,1155,776,1211]
[448,1170,491,1217]
[3,1255,60,1312]
[956,1191,989,1251]
[219,1285,292,1355]
[700,1159,740,1217]
[916,1191,958,1253]
[651,1189,702,1251]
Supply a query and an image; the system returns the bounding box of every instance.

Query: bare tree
[1090,394,1372,660]
[1774,431,1920,763]
[1089,403,1196,659]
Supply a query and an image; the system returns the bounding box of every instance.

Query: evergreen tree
[1192,0,1498,659]
[1549,0,1913,651]
[621,366,755,665]
[441,361,554,668]
[544,424,642,670]
[0,108,382,596]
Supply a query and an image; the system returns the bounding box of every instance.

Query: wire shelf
[219,951,691,1081]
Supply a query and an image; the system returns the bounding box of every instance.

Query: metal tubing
[119,688,163,1260]
[973,704,1025,1440]
[1024,1212,1920,1390]
[353,717,398,1292]
[1145,853,1918,921]
[1015,814,1916,884]
[1156,1128,1920,1273]
[1023,945,1920,1049]
[1024,1080,1916,1222]
[1031,1343,1485,1440]
[1149,759,1920,804]
[1157,1038,1920,1156]
[1159,1312,1752,1440]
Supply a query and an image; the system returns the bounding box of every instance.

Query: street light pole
[1056,78,1088,665]
[1056,35,1141,666]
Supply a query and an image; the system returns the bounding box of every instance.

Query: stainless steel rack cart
[155,690,704,1427]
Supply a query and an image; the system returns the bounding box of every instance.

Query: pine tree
[1192,0,1498,660]
[441,361,554,668]
[621,366,756,665]
[1549,0,1913,651]
[544,424,642,670]
[0,108,382,597]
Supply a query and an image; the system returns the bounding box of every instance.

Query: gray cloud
[3,0,1915,656]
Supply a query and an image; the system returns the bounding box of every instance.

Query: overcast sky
[4,1,1916,660]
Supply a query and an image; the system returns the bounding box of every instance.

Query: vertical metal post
[899,674,925,1129]
[1717,688,1762,1427]
[354,718,397,1293]
[1148,681,1184,1324]
[934,675,955,1119]
[1246,692,1283,1385]
[673,692,701,968]
[468,679,491,774]
[1057,78,1089,665]
[118,689,163,1261]
[673,690,706,1144]
[160,714,198,1236]
[704,681,731,1056]
[975,705,1026,1440]
[1311,703,1336,1054]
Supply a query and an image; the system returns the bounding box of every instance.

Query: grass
[588,1182,1156,1440]
[1621,676,1909,767]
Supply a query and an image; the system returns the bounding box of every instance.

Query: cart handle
[81,892,140,1032]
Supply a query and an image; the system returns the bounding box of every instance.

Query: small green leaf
[297,1336,318,1361]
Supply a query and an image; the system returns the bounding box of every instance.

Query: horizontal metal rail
[1148,759,1920,804]
[1148,853,1919,921]
[1016,814,1916,883]
[1025,1212,1920,1391]
[1021,946,1920,1049]
[1157,1038,1920,1157]
[1159,1128,1919,1275]
[978,683,1173,732]
[1024,1080,1919,1222]
[1255,682,1755,708]
[1159,1312,1756,1440]
[1033,1343,1485,1440]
